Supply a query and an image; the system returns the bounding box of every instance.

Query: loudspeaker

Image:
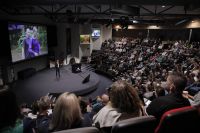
[82,74,90,84]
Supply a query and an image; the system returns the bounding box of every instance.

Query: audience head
[31,101,39,115]
[79,98,88,114]
[101,94,109,105]
[49,92,82,131]
[80,101,88,114]
[0,88,20,129]
[109,80,142,114]
[166,72,187,94]
[155,86,166,97]
[37,96,51,113]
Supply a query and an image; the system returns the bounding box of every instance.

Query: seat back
[155,106,200,133]
[52,127,100,133]
[112,116,157,133]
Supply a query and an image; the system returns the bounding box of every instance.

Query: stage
[12,64,101,104]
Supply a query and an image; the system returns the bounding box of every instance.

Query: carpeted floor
[11,65,113,105]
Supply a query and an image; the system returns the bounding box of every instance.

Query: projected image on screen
[80,35,90,44]
[8,23,48,62]
[92,29,100,37]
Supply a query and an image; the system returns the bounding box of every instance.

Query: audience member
[101,94,109,105]
[34,96,51,133]
[146,72,190,120]
[23,96,51,133]
[49,92,91,132]
[93,80,144,128]
[79,99,93,128]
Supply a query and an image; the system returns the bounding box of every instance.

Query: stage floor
[12,65,100,104]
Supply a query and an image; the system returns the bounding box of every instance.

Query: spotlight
[132,20,138,23]
[115,25,121,29]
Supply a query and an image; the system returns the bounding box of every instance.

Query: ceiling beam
[7,11,200,18]
[37,5,51,14]
[0,7,11,14]
[138,5,155,15]
[84,5,99,13]
[158,6,175,14]
[1,0,199,6]
[54,4,68,13]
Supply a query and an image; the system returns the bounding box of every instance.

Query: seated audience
[93,80,144,128]
[146,72,190,120]
[0,88,23,133]
[49,92,91,132]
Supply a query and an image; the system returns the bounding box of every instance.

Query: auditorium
[0,0,200,133]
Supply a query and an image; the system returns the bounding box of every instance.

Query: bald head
[101,94,109,105]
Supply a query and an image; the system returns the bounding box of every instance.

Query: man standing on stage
[55,60,60,78]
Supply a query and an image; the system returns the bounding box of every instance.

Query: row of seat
[53,106,200,133]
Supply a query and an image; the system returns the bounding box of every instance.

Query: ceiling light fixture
[132,20,138,23]
[175,19,188,26]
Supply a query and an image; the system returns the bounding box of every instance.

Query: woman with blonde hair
[49,92,89,132]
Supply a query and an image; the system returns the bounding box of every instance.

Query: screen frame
[8,21,49,64]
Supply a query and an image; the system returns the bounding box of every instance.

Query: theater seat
[112,116,157,133]
[155,106,200,133]
[52,127,100,133]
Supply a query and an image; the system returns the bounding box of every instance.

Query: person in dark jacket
[146,72,190,120]
[55,60,60,78]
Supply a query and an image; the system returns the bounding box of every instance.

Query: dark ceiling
[0,0,200,24]
[1,0,200,6]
